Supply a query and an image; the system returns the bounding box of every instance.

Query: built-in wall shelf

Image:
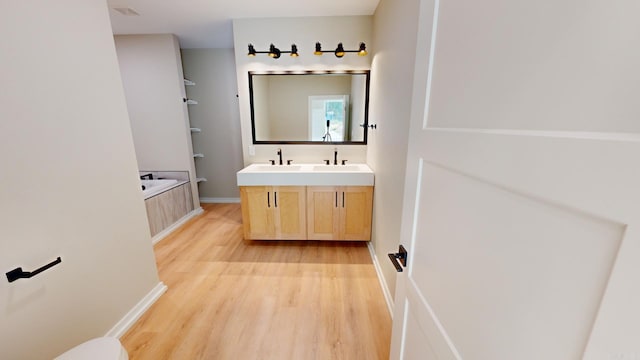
[185,79,205,187]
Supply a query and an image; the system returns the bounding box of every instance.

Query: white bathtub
[141,179,179,199]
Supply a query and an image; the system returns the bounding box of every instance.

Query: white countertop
[237,163,374,186]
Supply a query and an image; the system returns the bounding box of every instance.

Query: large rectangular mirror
[249,70,370,144]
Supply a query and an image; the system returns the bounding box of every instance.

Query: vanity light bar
[247,42,368,58]
[314,42,367,58]
[248,43,298,59]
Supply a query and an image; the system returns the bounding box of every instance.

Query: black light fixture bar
[314,42,368,58]
[248,43,298,59]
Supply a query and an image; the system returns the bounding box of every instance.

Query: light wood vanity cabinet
[307,186,373,241]
[239,186,307,240]
[240,185,373,241]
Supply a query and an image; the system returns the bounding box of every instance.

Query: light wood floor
[121,203,391,359]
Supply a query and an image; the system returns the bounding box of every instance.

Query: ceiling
[106,0,381,49]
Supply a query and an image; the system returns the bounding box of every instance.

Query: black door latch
[388,245,407,272]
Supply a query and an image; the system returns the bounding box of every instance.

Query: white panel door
[390,0,640,359]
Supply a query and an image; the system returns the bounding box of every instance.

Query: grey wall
[181,49,244,201]
[114,34,201,209]
[0,1,160,358]
[368,0,421,299]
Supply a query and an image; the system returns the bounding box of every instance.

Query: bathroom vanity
[237,164,374,241]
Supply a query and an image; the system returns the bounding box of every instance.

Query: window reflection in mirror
[249,70,370,144]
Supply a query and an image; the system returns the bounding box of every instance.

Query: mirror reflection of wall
[252,75,271,140]
[249,71,369,144]
[349,75,366,142]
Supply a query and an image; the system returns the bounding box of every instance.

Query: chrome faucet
[277,148,283,165]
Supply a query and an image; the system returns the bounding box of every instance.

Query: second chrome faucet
[272,148,292,165]
[324,148,348,165]
[272,147,347,166]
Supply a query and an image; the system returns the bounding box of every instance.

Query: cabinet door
[240,186,275,239]
[339,186,373,241]
[273,186,307,240]
[307,186,340,240]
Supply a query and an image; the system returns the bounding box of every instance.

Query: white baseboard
[367,242,394,318]
[105,282,167,338]
[151,207,203,245]
[199,197,240,203]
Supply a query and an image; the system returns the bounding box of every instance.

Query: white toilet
[55,337,128,360]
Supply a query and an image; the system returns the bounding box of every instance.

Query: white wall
[0,1,160,359]
[368,0,421,298]
[114,34,200,208]
[233,16,372,165]
[181,49,245,200]
[233,14,418,300]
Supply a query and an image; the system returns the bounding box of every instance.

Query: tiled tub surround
[144,182,194,237]
[139,171,195,238]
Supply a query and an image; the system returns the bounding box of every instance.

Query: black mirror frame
[248,70,370,145]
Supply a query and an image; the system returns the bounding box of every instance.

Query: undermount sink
[312,165,361,172]
[237,163,374,186]
[252,165,303,172]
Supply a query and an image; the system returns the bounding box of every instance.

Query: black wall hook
[6,257,62,283]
